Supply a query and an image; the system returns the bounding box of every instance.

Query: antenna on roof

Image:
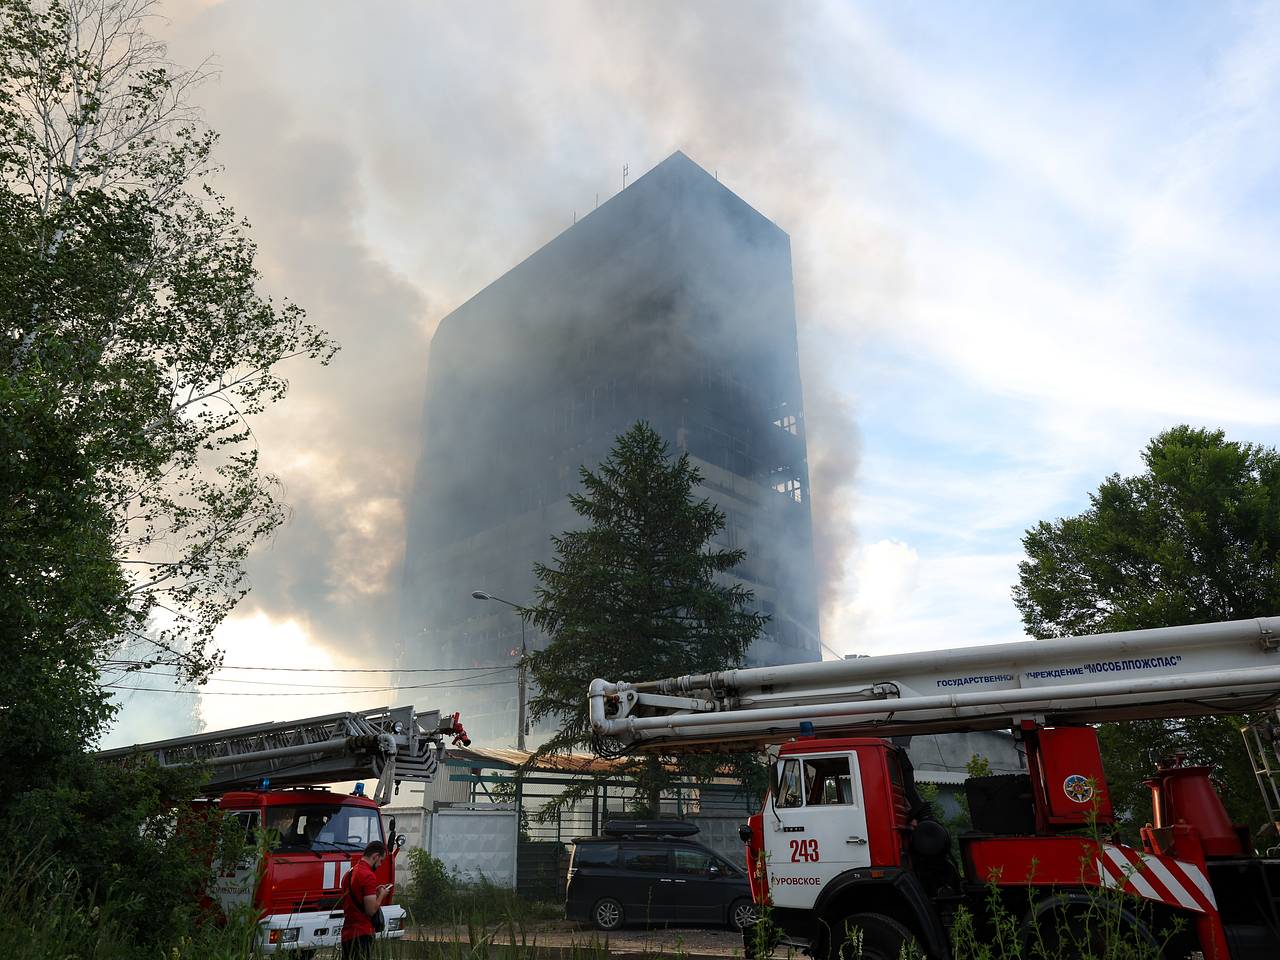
[622,163,629,189]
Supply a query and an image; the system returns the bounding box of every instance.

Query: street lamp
[471,590,529,752]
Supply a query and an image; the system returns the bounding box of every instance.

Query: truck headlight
[268,927,301,944]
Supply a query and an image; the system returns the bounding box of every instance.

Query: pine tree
[525,421,767,815]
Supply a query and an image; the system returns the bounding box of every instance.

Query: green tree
[525,421,768,815]
[0,0,333,944]
[1013,425,1280,831]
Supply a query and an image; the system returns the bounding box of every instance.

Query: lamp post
[471,590,529,752]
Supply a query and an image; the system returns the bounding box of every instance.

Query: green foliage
[525,421,768,813]
[401,848,560,929]
[948,878,1181,960]
[403,848,458,923]
[0,819,259,960]
[2,754,244,946]
[0,0,334,953]
[967,754,993,778]
[1014,426,1280,830]
[0,0,336,712]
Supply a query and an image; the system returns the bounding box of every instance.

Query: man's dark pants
[342,935,374,959]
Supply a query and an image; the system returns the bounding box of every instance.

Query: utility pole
[515,617,527,752]
[471,590,529,751]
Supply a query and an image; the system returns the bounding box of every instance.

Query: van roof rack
[601,819,699,839]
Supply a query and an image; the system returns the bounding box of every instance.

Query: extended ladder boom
[98,705,470,804]
[590,617,1280,753]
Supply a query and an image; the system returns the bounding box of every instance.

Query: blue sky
[799,1,1280,653]
[105,0,1280,744]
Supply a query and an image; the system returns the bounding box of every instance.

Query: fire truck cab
[100,704,470,955]
[212,786,407,953]
[742,728,1280,960]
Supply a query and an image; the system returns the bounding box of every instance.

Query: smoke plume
[139,1,895,699]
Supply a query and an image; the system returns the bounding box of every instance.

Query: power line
[104,679,515,697]
[102,667,514,691]
[103,659,511,674]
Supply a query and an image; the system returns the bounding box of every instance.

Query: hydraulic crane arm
[98,705,471,804]
[590,616,1280,753]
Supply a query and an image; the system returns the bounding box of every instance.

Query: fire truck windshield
[264,803,383,852]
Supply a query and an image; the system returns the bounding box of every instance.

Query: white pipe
[591,665,1280,741]
[627,616,1280,698]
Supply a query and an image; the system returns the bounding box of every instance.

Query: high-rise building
[400,152,821,742]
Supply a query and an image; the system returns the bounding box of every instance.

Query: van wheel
[831,912,919,960]
[593,897,624,931]
[729,898,758,932]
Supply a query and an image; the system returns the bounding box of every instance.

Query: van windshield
[264,804,382,852]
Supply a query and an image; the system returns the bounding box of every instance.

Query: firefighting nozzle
[450,713,472,747]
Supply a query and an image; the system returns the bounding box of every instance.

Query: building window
[773,413,799,435]
[772,475,803,503]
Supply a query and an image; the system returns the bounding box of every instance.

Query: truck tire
[1021,894,1162,959]
[831,912,920,960]
[592,897,624,931]
[742,911,781,959]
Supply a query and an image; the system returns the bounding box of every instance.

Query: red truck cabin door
[767,750,871,908]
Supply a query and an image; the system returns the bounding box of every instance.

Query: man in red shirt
[342,840,392,959]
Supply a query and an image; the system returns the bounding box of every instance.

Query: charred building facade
[400,153,821,742]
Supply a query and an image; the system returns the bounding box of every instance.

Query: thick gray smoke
[136,1,894,701]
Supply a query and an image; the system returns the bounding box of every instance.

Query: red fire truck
[589,616,1280,959]
[100,704,469,955]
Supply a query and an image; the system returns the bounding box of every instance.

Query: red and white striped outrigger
[1096,844,1217,915]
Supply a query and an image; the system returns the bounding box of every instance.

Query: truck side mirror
[395,834,407,849]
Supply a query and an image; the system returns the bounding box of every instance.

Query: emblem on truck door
[1063,774,1093,803]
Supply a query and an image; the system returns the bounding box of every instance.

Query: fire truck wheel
[592,897,624,931]
[831,912,919,960]
[729,898,759,931]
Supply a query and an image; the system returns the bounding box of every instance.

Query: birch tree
[1,0,336,778]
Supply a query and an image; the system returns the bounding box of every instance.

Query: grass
[1,817,1192,960]
[0,847,262,960]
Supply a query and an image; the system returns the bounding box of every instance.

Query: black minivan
[565,820,756,932]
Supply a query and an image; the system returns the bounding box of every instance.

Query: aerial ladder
[99,703,472,805]
[99,705,471,954]
[590,616,1280,960]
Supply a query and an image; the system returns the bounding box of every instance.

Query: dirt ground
[411,921,744,957]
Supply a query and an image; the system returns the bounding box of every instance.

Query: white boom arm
[98,704,468,804]
[590,617,1280,753]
